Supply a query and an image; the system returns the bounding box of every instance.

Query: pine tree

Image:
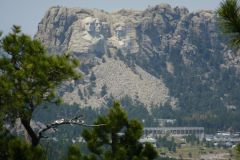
[237,144,240,154]
[100,84,107,96]
[0,125,46,160]
[217,0,240,48]
[217,1,240,155]
[90,72,96,81]
[0,26,81,147]
[65,145,83,160]
[79,102,158,160]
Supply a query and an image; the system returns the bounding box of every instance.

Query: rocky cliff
[35,4,240,113]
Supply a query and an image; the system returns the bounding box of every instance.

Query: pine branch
[217,0,240,47]
[38,116,106,139]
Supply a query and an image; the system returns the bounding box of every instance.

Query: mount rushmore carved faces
[70,17,105,56]
[68,17,118,56]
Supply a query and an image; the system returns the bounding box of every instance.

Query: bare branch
[38,116,106,139]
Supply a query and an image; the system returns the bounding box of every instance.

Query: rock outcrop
[62,57,177,108]
[35,4,240,111]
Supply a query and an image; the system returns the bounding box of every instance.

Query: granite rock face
[35,4,240,110]
[62,57,177,109]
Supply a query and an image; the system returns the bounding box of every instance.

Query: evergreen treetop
[0,25,81,146]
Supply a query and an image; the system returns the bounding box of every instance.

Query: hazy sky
[0,0,223,36]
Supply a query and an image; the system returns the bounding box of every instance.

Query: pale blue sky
[0,0,223,36]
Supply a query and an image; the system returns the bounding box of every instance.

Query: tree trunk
[111,132,117,155]
[21,118,39,147]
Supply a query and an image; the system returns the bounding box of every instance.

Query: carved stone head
[94,18,101,33]
[101,21,111,37]
[115,24,126,40]
[82,17,95,33]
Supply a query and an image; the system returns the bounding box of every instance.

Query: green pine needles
[66,102,158,160]
[0,25,81,146]
[217,0,240,47]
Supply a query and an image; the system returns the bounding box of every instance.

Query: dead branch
[38,116,106,139]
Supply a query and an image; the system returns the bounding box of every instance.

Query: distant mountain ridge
[35,4,240,126]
